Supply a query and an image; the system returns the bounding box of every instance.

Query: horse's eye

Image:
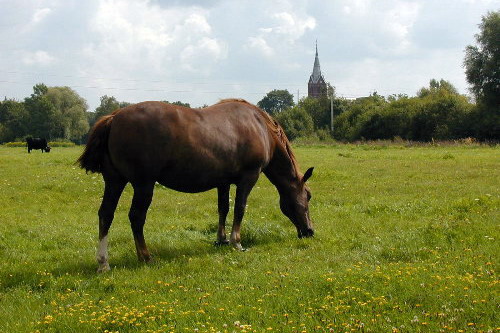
[307,193,312,201]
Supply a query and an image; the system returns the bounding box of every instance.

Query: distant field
[0,144,498,333]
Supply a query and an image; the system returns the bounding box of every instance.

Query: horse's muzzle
[298,228,314,238]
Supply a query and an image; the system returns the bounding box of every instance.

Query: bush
[468,104,500,140]
[411,91,473,141]
[48,141,76,147]
[2,139,76,147]
[3,141,25,147]
[47,138,76,147]
[274,106,314,140]
[357,98,417,140]
[332,86,475,142]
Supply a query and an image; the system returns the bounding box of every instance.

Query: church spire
[310,40,322,84]
[308,40,327,98]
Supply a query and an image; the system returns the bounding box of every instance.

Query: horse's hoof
[214,240,230,246]
[232,242,247,252]
[97,263,111,273]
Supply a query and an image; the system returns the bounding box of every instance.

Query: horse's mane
[216,98,300,177]
[262,111,300,177]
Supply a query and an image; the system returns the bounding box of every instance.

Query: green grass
[0,144,498,333]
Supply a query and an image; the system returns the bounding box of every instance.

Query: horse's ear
[302,167,314,183]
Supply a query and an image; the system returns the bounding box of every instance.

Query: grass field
[0,144,498,333]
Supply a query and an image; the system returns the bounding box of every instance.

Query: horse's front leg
[231,172,260,251]
[129,182,155,262]
[215,185,230,245]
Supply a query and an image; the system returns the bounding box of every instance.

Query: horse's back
[106,101,273,191]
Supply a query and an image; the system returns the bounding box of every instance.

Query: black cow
[27,137,51,153]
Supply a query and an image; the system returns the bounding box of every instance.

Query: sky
[0,0,498,111]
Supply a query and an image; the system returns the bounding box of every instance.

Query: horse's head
[45,146,51,152]
[279,167,314,238]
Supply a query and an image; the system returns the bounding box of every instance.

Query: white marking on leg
[230,231,244,251]
[97,235,108,261]
[96,235,110,272]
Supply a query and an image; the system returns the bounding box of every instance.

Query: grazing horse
[78,99,314,272]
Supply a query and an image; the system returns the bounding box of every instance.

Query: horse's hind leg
[215,185,230,245]
[129,182,154,262]
[97,177,126,272]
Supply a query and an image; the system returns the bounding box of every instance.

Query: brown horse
[78,99,314,272]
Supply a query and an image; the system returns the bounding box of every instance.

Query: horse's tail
[77,114,114,173]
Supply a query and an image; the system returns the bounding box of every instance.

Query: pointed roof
[310,41,323,84]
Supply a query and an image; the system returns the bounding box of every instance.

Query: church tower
[308,42,327,98]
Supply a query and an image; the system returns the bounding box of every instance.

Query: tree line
[259,79,491,142]
[259,11,499,142]
[0,83,90,143]
[0,86,193,144]
[1,11,497,144]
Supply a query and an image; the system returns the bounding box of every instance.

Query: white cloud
[32,7,52,24]
[246,36,274,57]
[259,10,316,44]
[91,0,173,51]
[22,50,56,65]
[272,12,316,42]
[185,13,212,34]
[343,0,370,15]
[332,0,421,57]
[84,0,226,79]
[246,9,315,59]
[181,37,227,74]
[381,2,420,53]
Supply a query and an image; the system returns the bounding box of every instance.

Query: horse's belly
[156,170,232,193]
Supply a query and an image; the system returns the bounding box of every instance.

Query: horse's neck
[264,145,298,193]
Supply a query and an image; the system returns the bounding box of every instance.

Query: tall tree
[412,87,472,141]
[45,86,89,142]
[298,97,329,130]
[0,99,29,142]
[464,11,500,108]
[464,11,500,140]
[332,93,387,141]
[417,79,459,98]
[257,89,295,115]
[87,95,130,126]
[24,84,57,139]
[274,106,314,140]
[94,95,120,121]
[297,93,346,131]
[92,95,130,126]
